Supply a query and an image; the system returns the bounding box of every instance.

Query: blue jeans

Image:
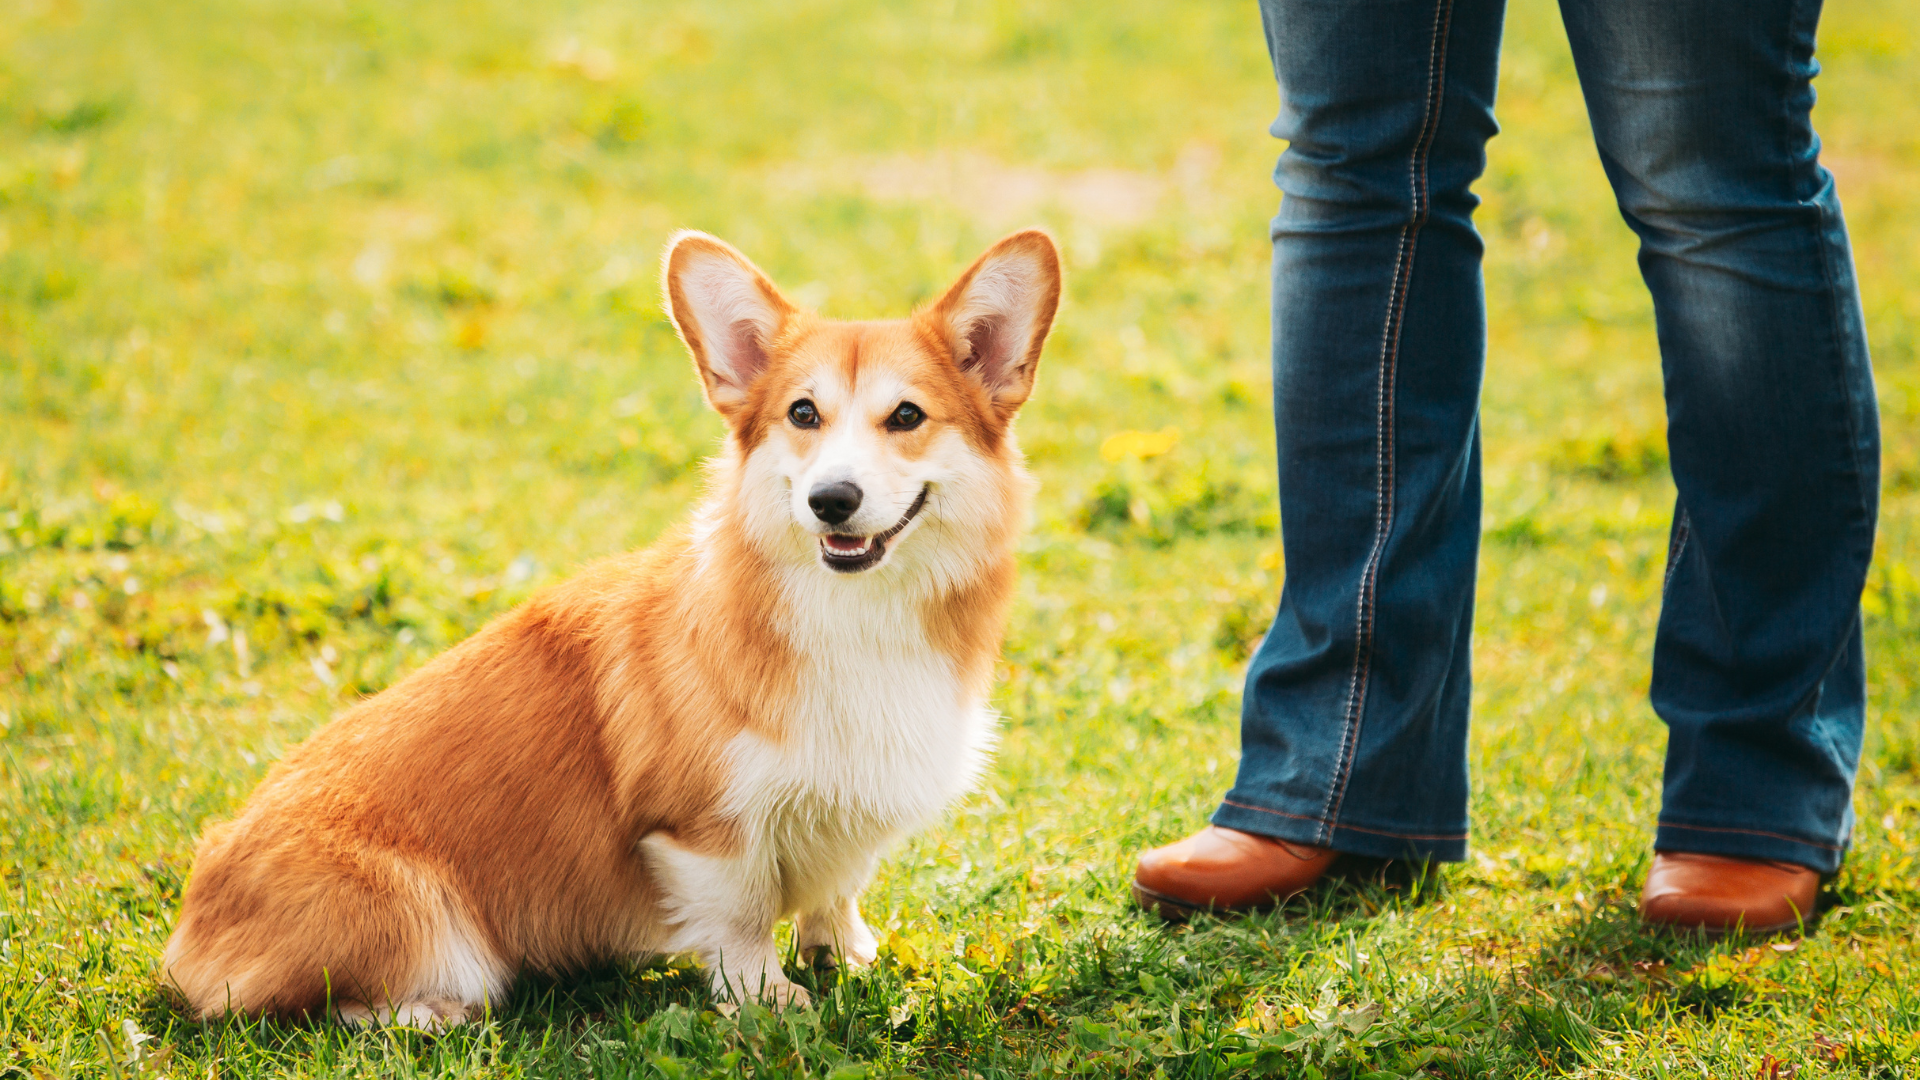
[1216,0,1878,873]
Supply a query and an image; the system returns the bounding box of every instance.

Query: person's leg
[1208,0,1506,863]
[1558,0,1877,879]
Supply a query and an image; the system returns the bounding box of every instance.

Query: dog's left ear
[921,229,1061,420]
[662,231,798,418]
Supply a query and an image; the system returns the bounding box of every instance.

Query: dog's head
[663,229,1059,580]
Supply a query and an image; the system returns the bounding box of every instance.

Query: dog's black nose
[808,481,863,525]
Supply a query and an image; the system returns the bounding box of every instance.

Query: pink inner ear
[718,318,771,387]
[940,240,1055,402]
[676,249,785,393]
[956,300,1040,401]
[962,315,1010,379]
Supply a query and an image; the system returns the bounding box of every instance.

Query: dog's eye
[887,401,925,431]
[788,400,820,428]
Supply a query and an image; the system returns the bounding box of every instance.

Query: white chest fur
[723,567,997,913]
[637,560,998,993]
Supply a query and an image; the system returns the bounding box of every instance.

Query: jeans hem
[1213,799,1468,863]
[1655,820,1845,875]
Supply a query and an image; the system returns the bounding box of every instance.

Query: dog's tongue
[824,535,870,555]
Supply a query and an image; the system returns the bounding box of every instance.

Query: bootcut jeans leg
[1560,0,1877,874]
[1215,0,1508,861]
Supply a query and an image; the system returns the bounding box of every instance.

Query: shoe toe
[1639,851,1818,935]
[1131,826,1337,918]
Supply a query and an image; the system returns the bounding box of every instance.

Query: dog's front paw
[796,899,879,969]
[763,979,813,1010]
[713,975,812,1012]
[835,920,879,968]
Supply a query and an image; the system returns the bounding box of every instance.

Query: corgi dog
[160,229,1061,1025]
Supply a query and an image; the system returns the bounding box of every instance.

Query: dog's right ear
[662,231,797,417]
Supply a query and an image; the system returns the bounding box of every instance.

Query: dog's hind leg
[394,892,507,1023]
[332,887,505,1029]
[337,997,472,1032]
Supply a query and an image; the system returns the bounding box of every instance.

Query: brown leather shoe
[1639,851,1821,936]
[1133,826,1338,920]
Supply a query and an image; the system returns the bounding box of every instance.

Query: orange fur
[161,229,1061,1022]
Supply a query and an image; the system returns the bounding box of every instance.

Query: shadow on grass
[119,870,1897,1080]
[128,959,713,1073]
[1415,883,1874,1077]
[1104,862,1881,1079]
[131,950,955,1078]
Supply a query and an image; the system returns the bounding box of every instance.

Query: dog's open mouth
[820,486,929,573]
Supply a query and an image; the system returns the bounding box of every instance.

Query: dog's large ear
[920,229,1061,420]
[662,231,797,417]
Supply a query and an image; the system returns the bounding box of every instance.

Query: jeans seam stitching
[1222,799,1466,842]
[1332,823,1467,842]
[1815,170,1876,549]
[1319,0,1455,844]
[1658,819,1843,852]
[1790,0,1875,594]
[1221,798,1320,823]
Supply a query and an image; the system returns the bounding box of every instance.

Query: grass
[4,0,1920,1075]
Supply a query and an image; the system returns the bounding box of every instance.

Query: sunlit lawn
[5,0,1920,1076]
